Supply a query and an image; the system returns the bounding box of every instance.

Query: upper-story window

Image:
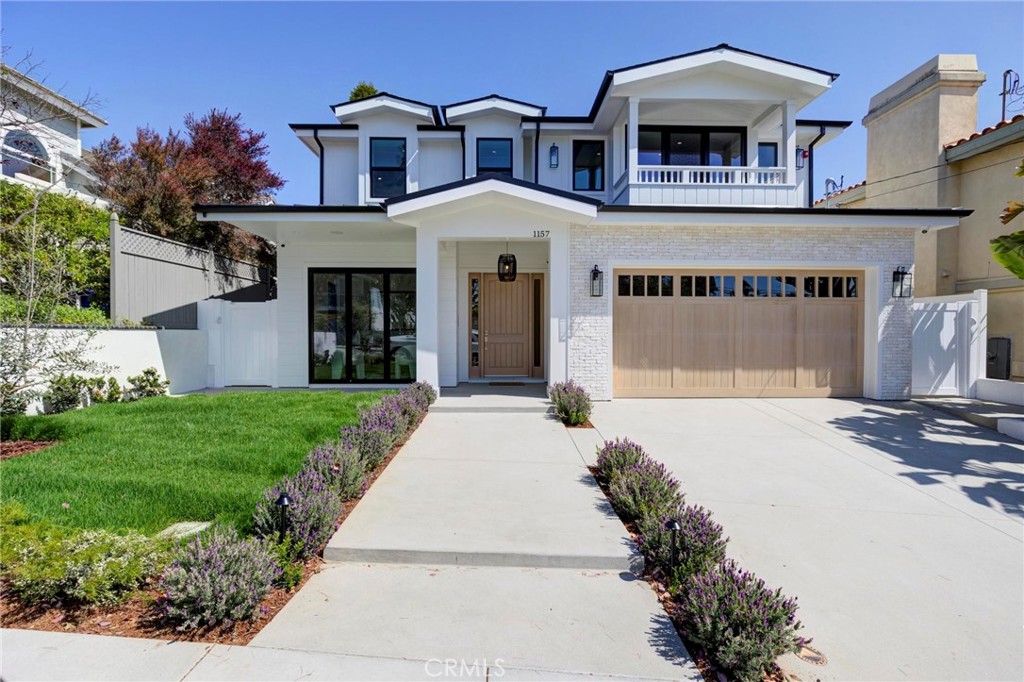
[370,138,406,198]
[757,142,778,168]
[638,126,746,167]
[477,138,512,176]
[572,140,604,191]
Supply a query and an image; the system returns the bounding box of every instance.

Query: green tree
[349,81,378,101]
[991,159,1024,279]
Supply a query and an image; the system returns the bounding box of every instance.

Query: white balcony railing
[636,165,787,186]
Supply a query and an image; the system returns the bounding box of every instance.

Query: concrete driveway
[591,398,1024,682]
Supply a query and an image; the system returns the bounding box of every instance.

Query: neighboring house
[824,55,1024,381]
[197,44,967,400]
[0,64,108,205]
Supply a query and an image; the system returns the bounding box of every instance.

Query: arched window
[2,130,53,182]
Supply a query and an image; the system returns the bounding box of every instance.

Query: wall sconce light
[892,266,912,298]
[549,143,559,168]
[498,241,517,282]
[590,265,604,297]
[795,147,806,170]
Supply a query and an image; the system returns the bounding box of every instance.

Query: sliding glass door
[309,268,416,384]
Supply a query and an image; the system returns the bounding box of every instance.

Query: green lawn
[1,391,382,534]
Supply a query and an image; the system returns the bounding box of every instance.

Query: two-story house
[0,64,108,204]
[198,44,969,400]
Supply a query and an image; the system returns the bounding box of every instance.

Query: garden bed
[0,440,56,461]
[0,408,426,644]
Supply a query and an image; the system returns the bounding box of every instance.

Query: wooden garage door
[613,270,864,397]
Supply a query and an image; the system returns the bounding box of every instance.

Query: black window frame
[369,137,407,199]
[757,142,779,168]
[308,267,416,385]
[476,137,513,176]
[638,125,747,167]
[572,139,605,191]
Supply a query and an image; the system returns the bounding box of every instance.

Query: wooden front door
[481,273,532,376]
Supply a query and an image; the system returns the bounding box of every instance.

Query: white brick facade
[568,223,915,400]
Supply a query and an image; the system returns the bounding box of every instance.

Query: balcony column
[628,97,639,184]
[782,99,797,185]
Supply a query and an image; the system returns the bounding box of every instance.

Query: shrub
[637,504,728,585]
[271,536,304,591]
[303,440,365,501]
[43,374,87,414]
[159,526,280,630]
[125,368,169,401]
[678,560,805,682]
[595,438,648,481]
[395,388,428,426]
[87,376,122,404]
[342,400,402,468]
[408,381,437,405]
[607,458,683,523]
[549,380,592,425]
[1,384,29,418]
[253,468,341,560]
[1,514,169,606]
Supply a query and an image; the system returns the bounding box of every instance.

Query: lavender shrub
[595,438,649,481]
[302,441,366,501]
[159,527,280,631]
[549,380,592,425]
[679,559,805,682]
[253,468,341,560]
[637,504,728,585]
[607,458,684,523]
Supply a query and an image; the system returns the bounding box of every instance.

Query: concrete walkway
[251,385,698,680]
[592,398,1024,682]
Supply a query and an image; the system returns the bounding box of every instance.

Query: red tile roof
[944,113,1024,149]
[813,180,866,206]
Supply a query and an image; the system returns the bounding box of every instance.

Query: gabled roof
[330,92,440,124]
[0,64,107,128]
[443,94,546,121]
[387,173,602,207]
[525,44,839,125]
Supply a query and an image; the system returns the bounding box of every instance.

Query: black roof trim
[386,173,604,207]
[598,205,973,217]
[289,123,359,131]
[442,93,548,114]
[330,92,440,124]
[521,115,592,124]
[417,124,466,132]
[796,119,853,128]
[195,204,385,215]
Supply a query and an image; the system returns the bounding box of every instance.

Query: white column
[627,98,639,184]
[547,226,570,386]
[415,228,440,390]
[782,99,797,185]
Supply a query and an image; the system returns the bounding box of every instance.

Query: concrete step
[914,397,1024,438]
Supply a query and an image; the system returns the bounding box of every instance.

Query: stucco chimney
[862,55,986,208]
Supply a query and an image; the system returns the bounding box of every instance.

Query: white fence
[198,299,277,387]
[911,290,987,398]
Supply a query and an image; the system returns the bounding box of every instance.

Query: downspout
[313,128,325,205]
[460,127,466,179]
[806,125,826,208]
[534,121,541,184]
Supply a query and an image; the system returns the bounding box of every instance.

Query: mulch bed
[0,414,425,645]
[0,440,57,461]
[564,419,595,429]
[588,465,788,682]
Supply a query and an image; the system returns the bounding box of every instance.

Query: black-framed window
[573,140,604,191]
[758,142,778,168]
[477,138,512,176]
[370,138,406,198]
[309,268,416,384]
[637,126,747,167]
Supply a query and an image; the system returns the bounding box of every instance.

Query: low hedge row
[595,437,805,682]
[0,383,437,633]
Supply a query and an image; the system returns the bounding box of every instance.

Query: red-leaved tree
[92,109,284,262]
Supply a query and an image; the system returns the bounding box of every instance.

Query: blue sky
[4,1,1021,204]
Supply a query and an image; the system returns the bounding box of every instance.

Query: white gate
[911,290,987,397]
[197,299,277,387]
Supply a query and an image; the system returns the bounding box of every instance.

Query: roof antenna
[1001,69,1023,121]
[823,176,844,208]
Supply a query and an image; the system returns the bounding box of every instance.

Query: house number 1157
[532,230,550,238]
